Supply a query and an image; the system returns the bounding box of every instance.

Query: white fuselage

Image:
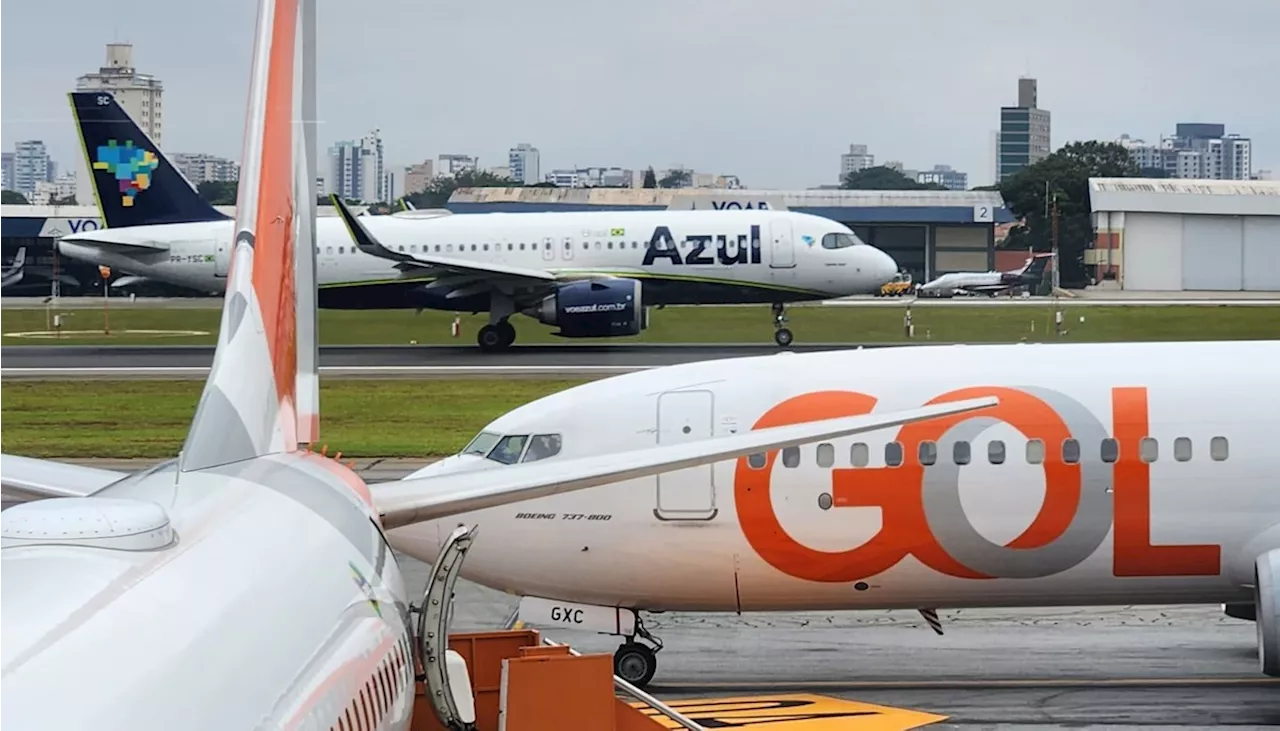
[58,210,899,305]
[1,453,415,731]
[382,340,1280,613]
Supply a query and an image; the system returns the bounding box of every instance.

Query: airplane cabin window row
[330,635,414,731]
[317,238,783,257]
[745,435,1230,470]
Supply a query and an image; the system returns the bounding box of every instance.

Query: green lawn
[3,303,1278,346]
[0,379,589,458]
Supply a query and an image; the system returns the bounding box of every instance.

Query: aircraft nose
[868,246,898,284]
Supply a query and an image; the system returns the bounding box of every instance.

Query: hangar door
[1182,215,1243,291]
[1123,213,1183,291]
[1243,218,1280,291]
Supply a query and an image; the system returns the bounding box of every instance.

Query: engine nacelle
[1255,548,1280,676]
[527,279,645,338]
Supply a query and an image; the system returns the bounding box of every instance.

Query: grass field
[0,379,589,458]
[3,303,1278,346]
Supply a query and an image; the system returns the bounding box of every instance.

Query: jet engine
[1256,548,1280,676]
[526,279,645,338]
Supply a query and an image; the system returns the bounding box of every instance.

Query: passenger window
[747,453,766,470]
[487,434,528,465]
[850,442,869,467]
[1100,438,1119,463]
[1174,437,1192,462]
[1140,437,1158,463]
[326,246,333,254]
[1062,438,1080,464]
[1210,436,1228,461]
[816,442,834,468]
[434,245,441,252]
[781,446,800,468]
[953,440,971,465]
[520,243,526,250]
[988,440,1006,465]
[607,242,613,249]
[338,246,344,254]
[521,434,562,462]
[885,441,903,467]
[1026,438,1044,464]
[918,440,937,466]
[483,244,489,251]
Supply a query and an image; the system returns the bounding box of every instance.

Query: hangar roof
[1089,177,1280,216]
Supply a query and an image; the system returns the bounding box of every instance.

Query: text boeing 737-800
[59,92,897,351]
[373,340,1280,688]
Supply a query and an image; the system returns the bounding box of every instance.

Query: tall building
[508,143,540,185]
[916,164,968,191]
[438,154,478,176]
[2,152,14,191]
[997,77,1051,182]
[403,160,435,195]
[1120,124,1253,180]
[839,144,874,182]
[12,140,52,197]
[75,43,164,205]
[170,153,240,185]
[327,131,386,203]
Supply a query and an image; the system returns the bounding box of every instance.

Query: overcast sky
[3,0,1277,189]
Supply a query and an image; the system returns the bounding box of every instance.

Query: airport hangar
[1088,178,1280,291]
[445,187,1017,285]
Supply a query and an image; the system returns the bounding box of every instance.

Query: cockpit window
[487,435,528,465]
[462,431,502,457]
[521,434,563,463]
[821,233,861,249]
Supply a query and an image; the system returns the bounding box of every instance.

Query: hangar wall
[1122,212,1280,291]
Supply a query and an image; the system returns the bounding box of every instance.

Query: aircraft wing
[373,396,998,529]
[0,454,127,501]
[329,195,599,293]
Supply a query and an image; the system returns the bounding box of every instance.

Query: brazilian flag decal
[610,227,625,237]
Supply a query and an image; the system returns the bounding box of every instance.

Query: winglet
[330,193,414,265]
[179,0,302,471]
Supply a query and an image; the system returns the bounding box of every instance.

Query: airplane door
[561,236,574,261]
[542,237,555,262]
[654,390,717,521]
[769,219,795,269]
[213,238,229,277]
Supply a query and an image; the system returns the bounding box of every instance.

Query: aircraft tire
[477,325,509,353]
[497,320,516,347]
[774,328,794,347]
[614,642,657,688]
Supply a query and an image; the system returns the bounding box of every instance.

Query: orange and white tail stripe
[179,0,305,472]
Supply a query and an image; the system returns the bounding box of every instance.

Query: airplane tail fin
[1021,253,1052,281]
[68,91,230,227]
[179,0,310,472]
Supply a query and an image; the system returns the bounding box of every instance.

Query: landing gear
[613,615,663,688]
[772,302,793,348]
[477,320,516,352]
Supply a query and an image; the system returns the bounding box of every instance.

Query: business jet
[916,252,1052,297]
[0,7,992,724]
[59,92,899,351]
[2,246,26,288]
[373,339,1280,688]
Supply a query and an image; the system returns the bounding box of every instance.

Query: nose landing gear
[772,302,793,347]
[612,616,664,688]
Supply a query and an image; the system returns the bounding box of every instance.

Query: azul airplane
[59,92,898,351]
[916,252,1053,297]
[0,6,992,724]
[370,339,1280,688]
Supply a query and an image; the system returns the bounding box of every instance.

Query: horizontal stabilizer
[374,396,998,529]
[0,454,127,500]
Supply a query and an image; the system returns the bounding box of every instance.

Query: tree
[658,169,691,189]
[642,167,657,189]
[998,140,1140,288]
[404,168,514,209]
[2,190,29,204]
[197,180,239,205]
[840,166,946,191]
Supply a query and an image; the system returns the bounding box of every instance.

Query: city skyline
[2,0,1277,190]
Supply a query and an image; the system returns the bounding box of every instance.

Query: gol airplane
[379,340,1280,688]
[0,3,994,727]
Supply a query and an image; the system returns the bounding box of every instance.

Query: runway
[0,342,914,380]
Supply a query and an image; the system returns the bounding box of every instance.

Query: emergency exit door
[654,390,717,521]
[769,219,795,268]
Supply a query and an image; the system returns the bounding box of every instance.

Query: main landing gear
[772,302,794,347]
[612,616,664,688]
[477,320,515,352]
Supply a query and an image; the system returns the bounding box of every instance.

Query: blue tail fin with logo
[68,91,230,228]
